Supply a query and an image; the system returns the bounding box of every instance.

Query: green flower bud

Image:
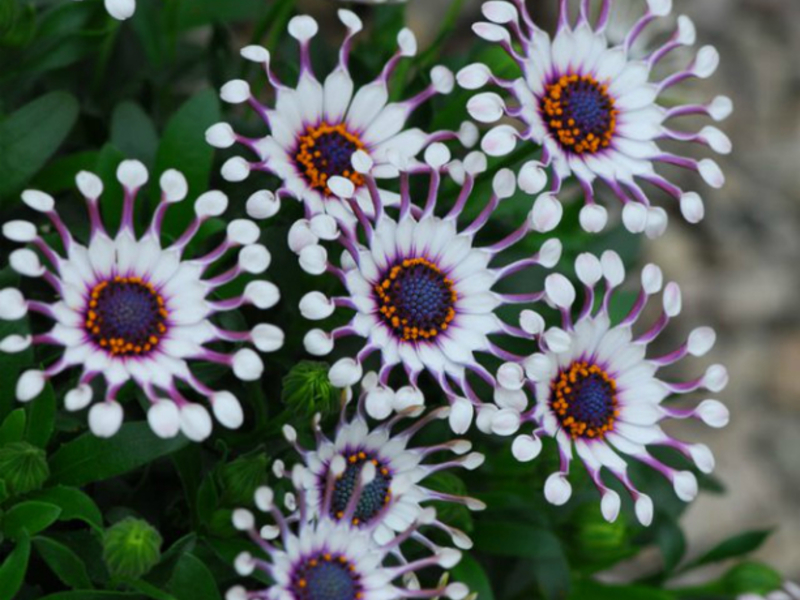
[722,562,783,595]
[102,518,162,579]
[219,453,269,506]
[282,361,342,417]
[569,503,631,568]
[0,442,50,496]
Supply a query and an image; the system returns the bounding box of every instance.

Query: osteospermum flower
[486,251,729,525]
[73,0,136,20]
[459,0,733,236]
[280,378,486,549]
[206,10,476,236]
[227,466,471,600]
[296,144,563,433]
[0,161,283,440]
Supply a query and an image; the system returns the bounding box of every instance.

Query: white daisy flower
[207,10,476,237]
[488,250,729,526]
[297,145,563,434]
[459,0,733,236]
[0,161,283,440]
[227,469,470,600]
[73,0,136,20]
[282,380,485,550]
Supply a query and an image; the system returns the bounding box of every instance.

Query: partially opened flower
[296,145,563,433]
[488,251,729,525]
[207,10,476,237]
[73,0,136,20]
[281,380,485,549]
[0,161,283,440]
[459,0,732,236]
[227,466,471,600]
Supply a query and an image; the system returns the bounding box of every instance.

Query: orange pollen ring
[374,257,458,343]
[541,73,618,155]
[294,121,366,196]
[550,360,620,440]
[84,276,168,357]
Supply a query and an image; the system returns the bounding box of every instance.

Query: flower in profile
[280,379,485,549]
[488,251,729,525]
[0,161,283,439]
[227,466,471,600]
[459,0,732,236]
[296,144,563,433]
[206,10,476,236]
[73,0,136,21]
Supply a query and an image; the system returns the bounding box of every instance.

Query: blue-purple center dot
[84,276,168,356]
[550,361,619,439]
[291,554,361,600]
[331,452,392,526]
[374,258,458,343]
[295,122,366,195]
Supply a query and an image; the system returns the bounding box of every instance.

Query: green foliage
[281,361,342,417]
[102,517,163,580]
[0,441,50,496]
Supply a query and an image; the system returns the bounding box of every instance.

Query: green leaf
[473,521,569,599]
[34,536,94,590]
[685,530,773,571]
[0,408,26,445]
[452,554,494,600]
[0,532,30,600]
[569,579,674,600]
[29,485,104,530]
[111,102,159,165]
[0,91,79,199]
[153,90,220,238]
[49,422,190,487]
[167,554,222,600]
[2,500,62,539]
[655,514,687,573]
[38,593,145,600]
[25,380,56,448]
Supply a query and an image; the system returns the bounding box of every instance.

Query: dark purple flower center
[550,361,619,439]
[374,258,458,343]
[290,553,361,600]
[541,74,618,154]
[84,276,168,356]
[331,451,392,526]
[295,122,365,195]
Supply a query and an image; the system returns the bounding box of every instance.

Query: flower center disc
[291,553,362,600]
[84,276,168,356]
[375,258,458,342]
[541,74,618,154]
[331,451,392,526]
[295,122,366,195]
[550,361,620,439]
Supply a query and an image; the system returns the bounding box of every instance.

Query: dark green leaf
[29,485,104,530]
[0,532,30,600]
[38,593,145,600]
[0,91,79,199]
[2,500,62,539]
[111,102,159,165]
[167,554,222,600]
[25,380,56,448]
[685,530,773,571]
[153,90,220,237]
[34,536,94,590]
[0,408,26,445]
[452,554,494,600]
[49,422,189,487]
[656,514,687,573]
[474,521,570,599]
